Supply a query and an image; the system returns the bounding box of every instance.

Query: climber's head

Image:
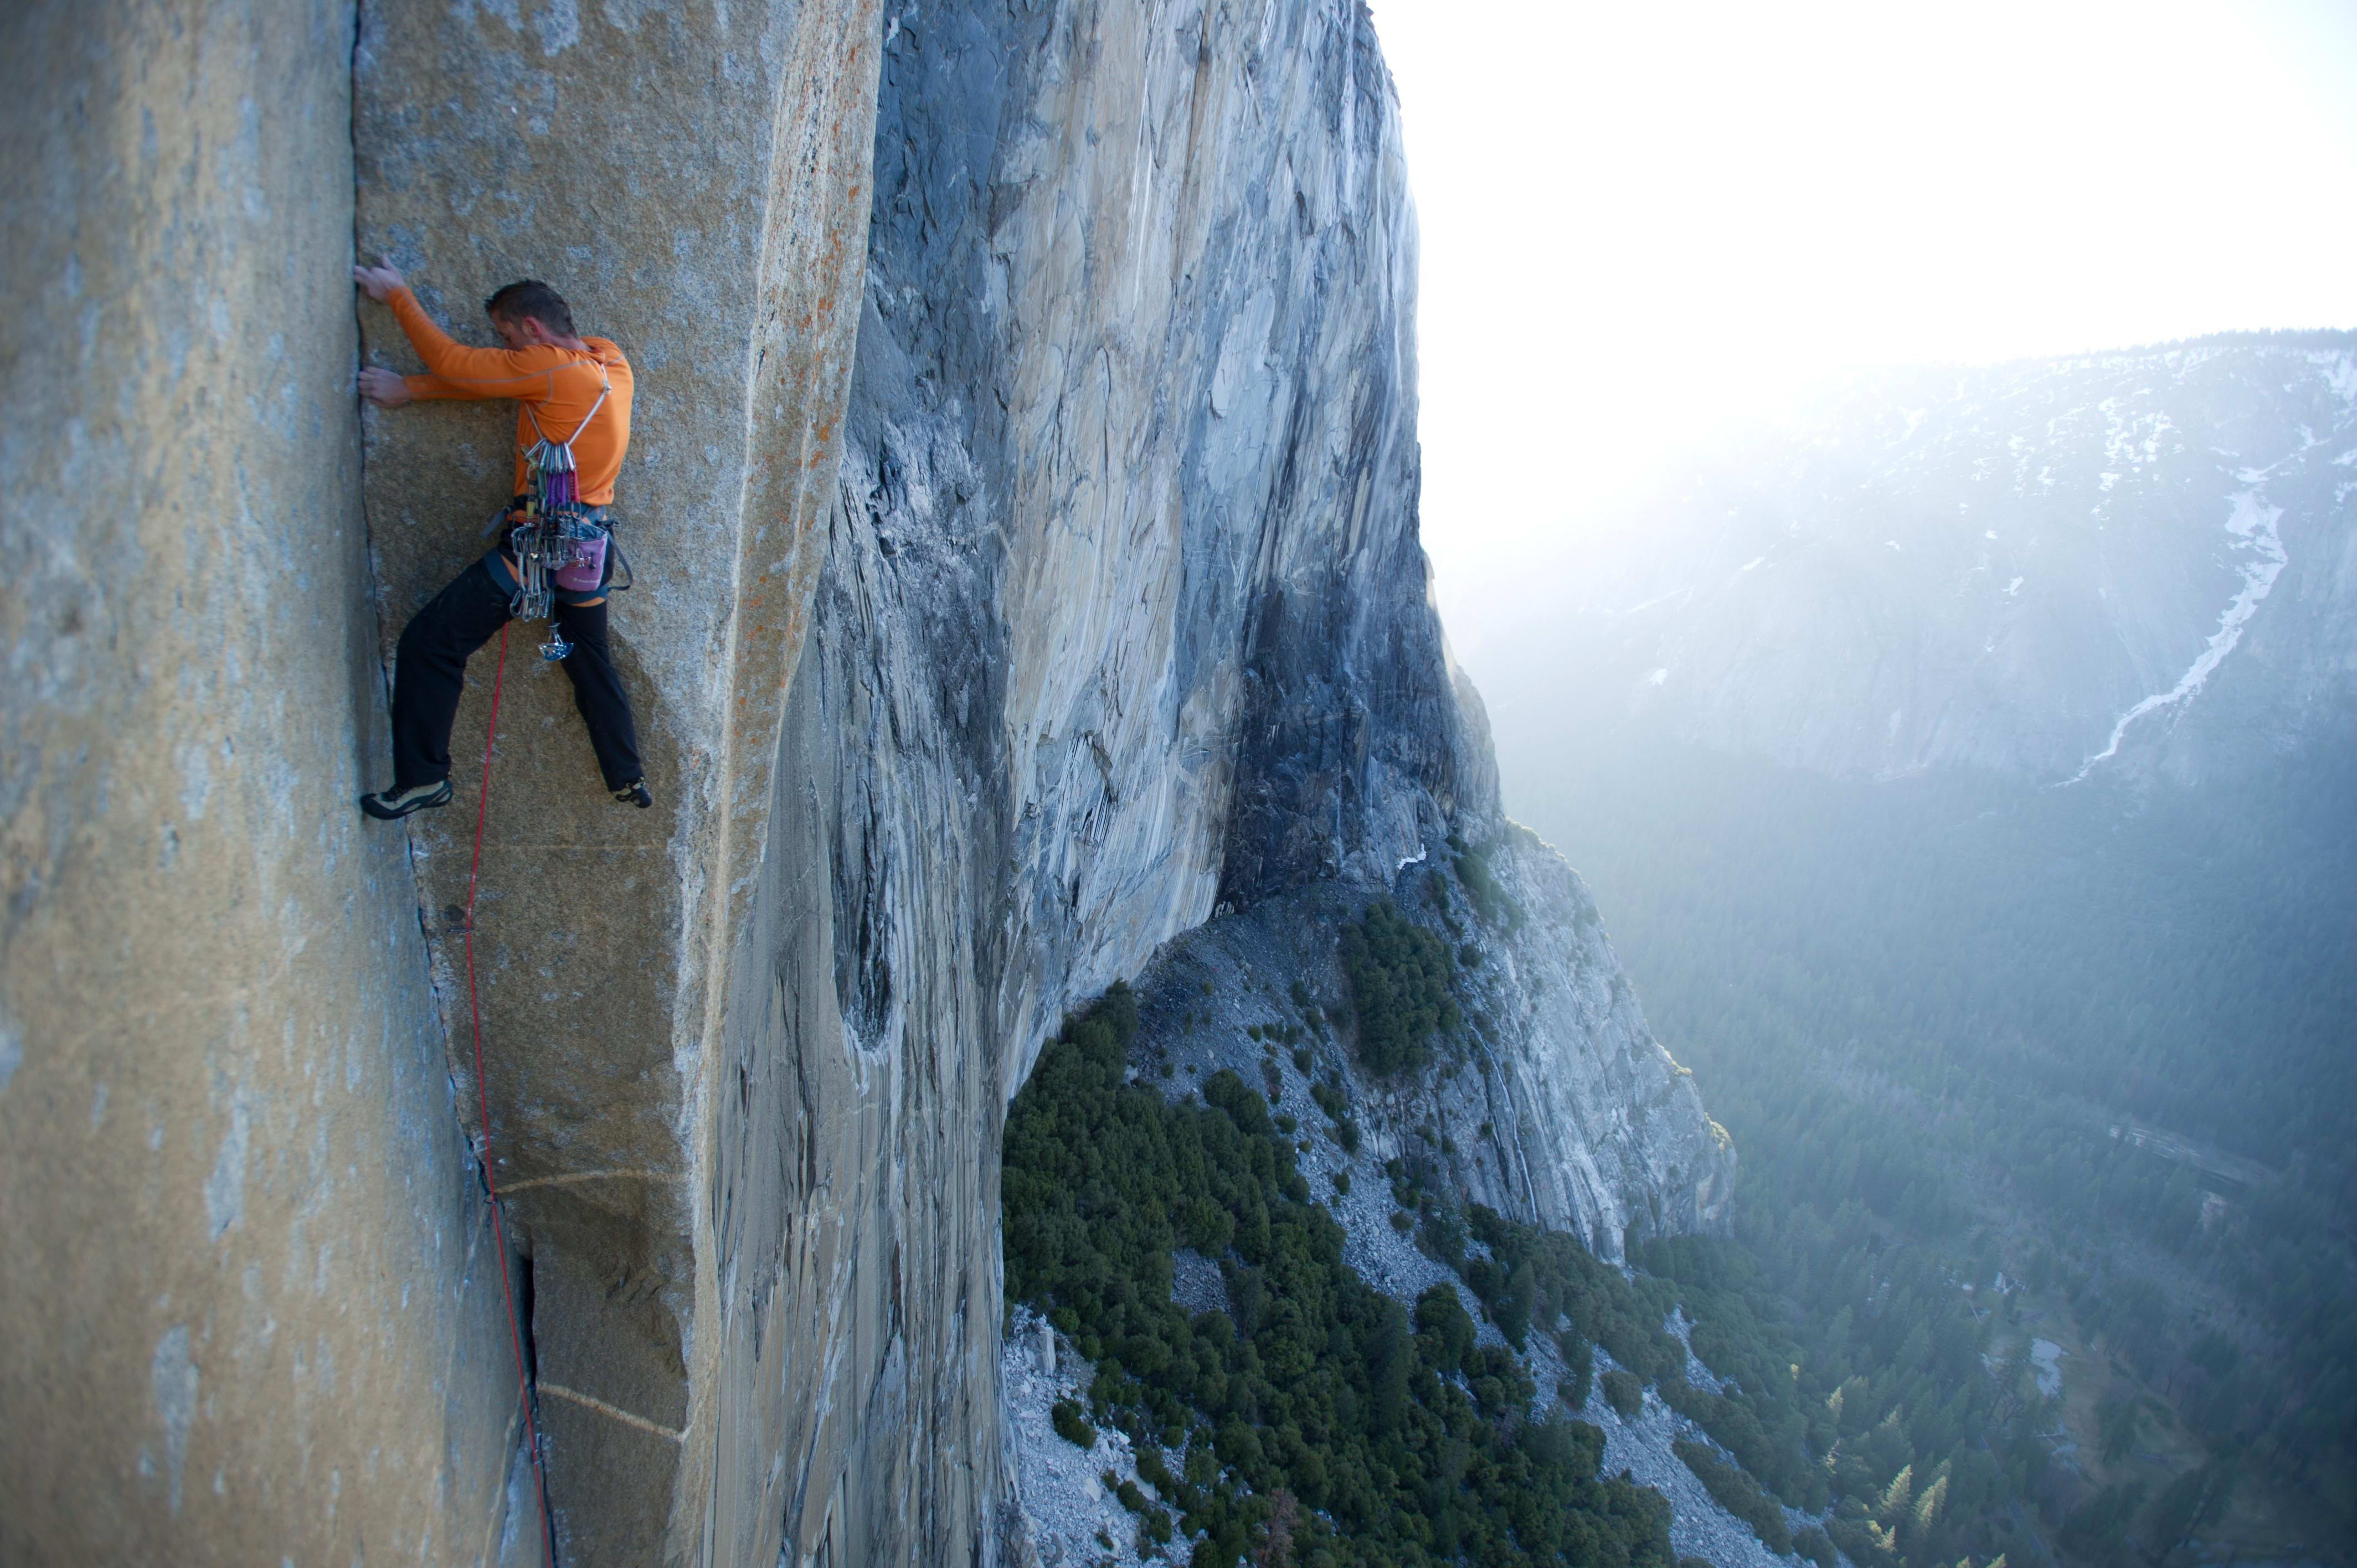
[485,279,578,349]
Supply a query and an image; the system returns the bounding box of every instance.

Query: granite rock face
[3,1,1728,1562]
[0,2,520,1561]
[1430,831,1733,1251]
[352,0,880,1561]
[767,4,1470,1553]
[749,2,1725,1562]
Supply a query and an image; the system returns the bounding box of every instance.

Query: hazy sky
[1368,2,2357,664]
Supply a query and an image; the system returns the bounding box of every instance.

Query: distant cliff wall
[740,2,1463,1556]
[743,3,1725,1563]
[1495,341,2357,787]
[0,2,519,1560]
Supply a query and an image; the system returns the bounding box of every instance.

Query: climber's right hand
[358,366,413,408]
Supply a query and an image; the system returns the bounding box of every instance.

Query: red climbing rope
[464,623,558,1567]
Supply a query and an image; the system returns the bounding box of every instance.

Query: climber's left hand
[353,262,406,303]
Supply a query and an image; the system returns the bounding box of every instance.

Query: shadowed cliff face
[738,3,1725,1563]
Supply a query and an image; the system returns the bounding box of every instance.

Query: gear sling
[504,381,631,659]
[386,369,644,798]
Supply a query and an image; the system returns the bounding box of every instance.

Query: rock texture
[747,2,1726,1562]
[0,1,520,1560]
[3,1,1729,1562]
[1123,868,1730,1264]
[352,0,880,1561]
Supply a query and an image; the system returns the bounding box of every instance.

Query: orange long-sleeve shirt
[389,286,634,506]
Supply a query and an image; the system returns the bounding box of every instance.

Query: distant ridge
[1960,324,2357,375]
[1812,327,2357,391]
[2050,324,2357,361]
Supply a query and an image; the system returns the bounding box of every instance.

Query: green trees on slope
[1636,1202,2049,1565]
[1003,987,1674,1568]
[1519,742,2357,1526]
[1340,901,1459,1075]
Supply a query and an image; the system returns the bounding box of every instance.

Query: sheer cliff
[3,2,1727,1564]
[746,3,1724,1562]
[2,3,522,1562]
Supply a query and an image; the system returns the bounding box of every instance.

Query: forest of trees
[1003,987,1679,1567]
[1512,740,2357,1561]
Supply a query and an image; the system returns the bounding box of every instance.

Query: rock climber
[351,262,652,818]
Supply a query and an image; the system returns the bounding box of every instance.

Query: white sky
[1368,1,2357,666]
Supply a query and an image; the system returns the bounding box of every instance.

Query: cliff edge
[1,2,1727,1563]
[746,2,1727,1560]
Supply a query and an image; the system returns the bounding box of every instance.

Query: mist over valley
[1473,332,2357,1564]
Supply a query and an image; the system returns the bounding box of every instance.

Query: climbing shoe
[613,780,653,809]
[359,780,453,820]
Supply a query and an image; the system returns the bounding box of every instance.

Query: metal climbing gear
[507,379,614,659]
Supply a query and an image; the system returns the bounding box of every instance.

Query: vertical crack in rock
[353,1,883,1561]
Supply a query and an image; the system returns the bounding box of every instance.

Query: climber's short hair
[483,279,576,337]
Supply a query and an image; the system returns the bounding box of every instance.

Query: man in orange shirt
[352,262,651,818]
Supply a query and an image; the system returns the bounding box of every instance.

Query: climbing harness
[509,381,615,662]
[463,625,562,1568]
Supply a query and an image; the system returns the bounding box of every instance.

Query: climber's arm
[353,262,558,405]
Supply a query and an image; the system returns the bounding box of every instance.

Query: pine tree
[1880,1463,1915,1520]
[1915,1472,1949,1532]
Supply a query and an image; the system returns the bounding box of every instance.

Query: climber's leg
[386,560,514,791]
[550,596,648,804]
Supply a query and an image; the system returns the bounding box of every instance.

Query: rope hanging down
[464,624,561,1567]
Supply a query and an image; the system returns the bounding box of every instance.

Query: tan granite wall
[0,1,524,1561]
[352,1,879,1560]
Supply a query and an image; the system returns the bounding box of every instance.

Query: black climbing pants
[392,559,644,792]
